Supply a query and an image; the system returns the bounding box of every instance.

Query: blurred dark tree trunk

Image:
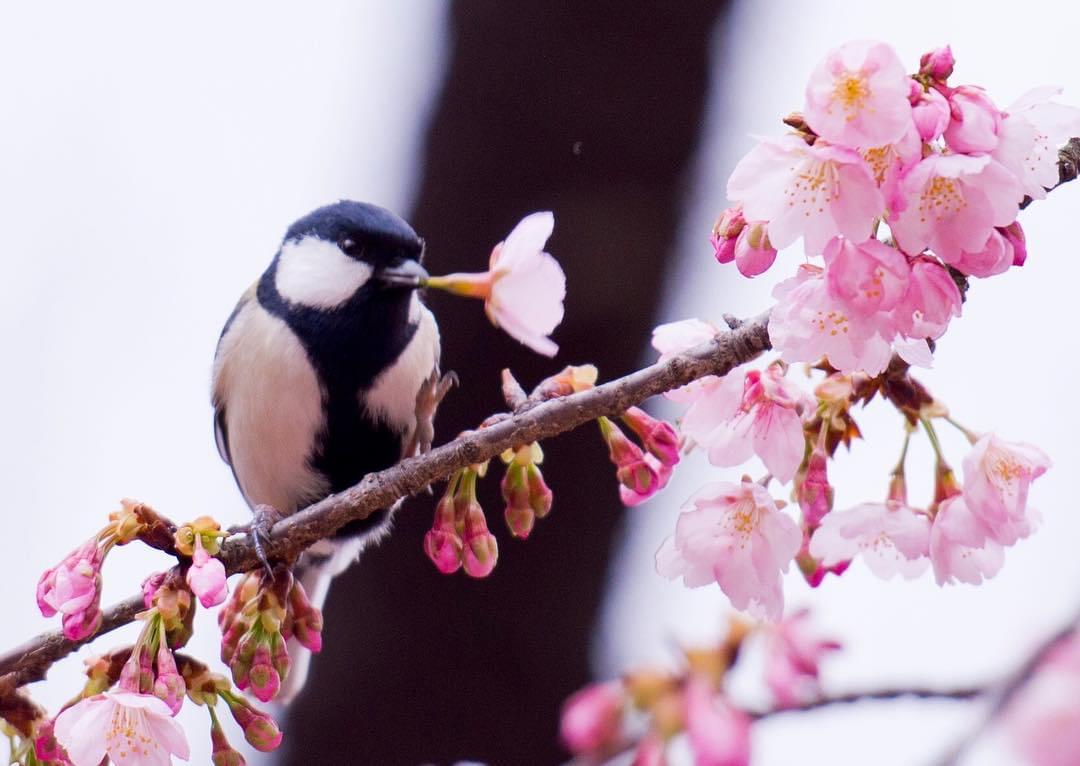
[286,2,727,763]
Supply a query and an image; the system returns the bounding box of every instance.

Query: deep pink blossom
[711,205,745,265]
[962,433,1050,546]
[727,135,883,255]
[943,86,1004,154]
[185,535,227,608]
[928,495,1004,585]
[889,152,1023,265]
[919,45,955,81]
[680,361,811,483]
[896,257,962,341]
[684,678,752,766]
[733,221,777,277]
[37,540,105,641]
[992,87,1080,200]
[763,609,842,707]
[656,480,801,620]
[823,236,910,317]
[53,691,190,766]
[559,682,624,756]
[809,501,931,579]
[769,265,895,376]
[803,40,912,148]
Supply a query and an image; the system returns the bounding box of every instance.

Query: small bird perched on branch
[211,200,453,699]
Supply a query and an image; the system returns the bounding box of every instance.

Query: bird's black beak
[375,258,429,289]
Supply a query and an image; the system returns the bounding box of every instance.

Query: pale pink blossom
[909,81,951,142]
[53,691,190,766]
[684,678,752,766]
[711,205,746,265]
[426,212,565,356]
[763,609,842,707]
[185,535,227,608]
[962,433,1050,546]
[727,135,883,255]
[928,495,1004,585]
[862,122,922,199]
[652,319,721,404]
[803,40,912,148]
[769,265,895,376]
[943,86,1004,154]
[656,480,801,620]
[823,237,910,317]
[889,153,1023,265]
[993,87,1080,200]
[951,229,1015,278]
[895,257,962,340]
[919,45,955,81]
[809,501,931,579]
[680,361,811,483]
[559,681,624,756]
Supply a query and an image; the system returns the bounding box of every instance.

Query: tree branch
[0,311,774,691]
[751,685,984,719]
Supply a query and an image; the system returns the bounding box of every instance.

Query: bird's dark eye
[338,237,363,257]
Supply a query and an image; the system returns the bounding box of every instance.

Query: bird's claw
[249,504,282,577]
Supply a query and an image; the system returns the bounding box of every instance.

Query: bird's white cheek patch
[365,299,441,433]
[213,302,330,512]
[275,236,373,308]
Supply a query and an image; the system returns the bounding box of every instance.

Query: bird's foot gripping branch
[4,39,1080,766]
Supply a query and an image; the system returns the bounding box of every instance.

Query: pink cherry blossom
[769,265,895,376]
[992,86,1080,200]
[928,495,1004,585]
[823,236,910,317]
[861,122,922,199]
[53,691,190,766]
[652,318,721,404]
[803,40,913,149]
[895,257,962,340]
[809,501,931,579]
[889,152,1023,265]
[733,221,777,277]
[962,433,1050,546]
[559,681,624,756]
[37,540,105,641]
[655,480,801,620]
[711,205,746,265]
[909,81,951,142]
[185,535,227,608]
[684,678,752,766]
[919,45,955,81]
[727,135,883,255]
[951,228,1015,278]
[763,609,842,708]
[1005,632,1080,766]
[426,212,565,356]
[680,361,811,483]
[943,86,1004,154]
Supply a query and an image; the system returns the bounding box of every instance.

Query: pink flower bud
[600,417,661,501]
[733,221,778,277]
[909,81,950,142]
[559,681,624,755]
[34,718,70,765]
[187,535,229,608]
[153,643,187,715]
[501,463,535,539]
[224,694,283,752]
[621,407,681,467]
[462,503,499,578]
[684,678,752,766]
[797,448,833,527]
[248,643,281,703]
[37,540,104,636]
[504,503,536,539]
[288,582,323,653]
[944,85,1003,154]
[527,463,554,518]
[424,494,464,573]
[919,45,955,81]
[710,205,746,265]
[1001,221,1027,267]
[61,604,103,642]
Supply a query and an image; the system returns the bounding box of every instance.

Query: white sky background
[600,2,1080,765]
[0,2,448,763]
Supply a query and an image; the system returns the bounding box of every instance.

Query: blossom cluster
[559,612,839,765]
[653,41,1071,621]
[716,41,1080,375]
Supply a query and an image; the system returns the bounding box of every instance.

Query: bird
[211,200,453,699]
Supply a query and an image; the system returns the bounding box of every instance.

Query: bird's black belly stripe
[257,256,420,539]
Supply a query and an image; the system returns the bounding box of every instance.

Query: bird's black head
[271,201,429,310]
